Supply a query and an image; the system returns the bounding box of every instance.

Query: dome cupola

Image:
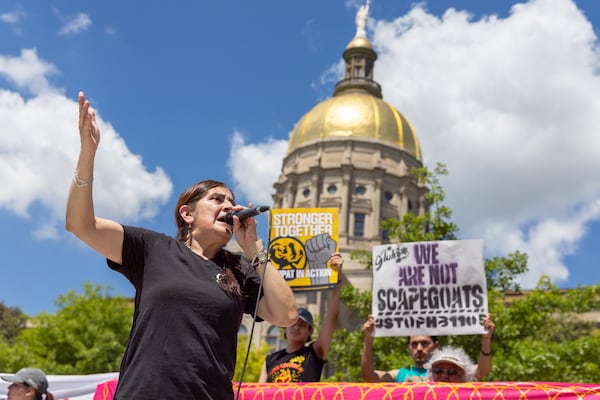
[287,1,421,160]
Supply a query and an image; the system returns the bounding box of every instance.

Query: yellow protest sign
[268,208,339,291]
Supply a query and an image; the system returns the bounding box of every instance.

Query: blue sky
[1,0,599,316]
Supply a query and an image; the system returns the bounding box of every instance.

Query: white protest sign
[371,239,488,337]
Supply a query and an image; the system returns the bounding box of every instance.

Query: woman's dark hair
[31,386,54,400]
[174,179,242,298]
[38,391,55,400]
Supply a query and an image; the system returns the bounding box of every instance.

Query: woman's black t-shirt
[107,226,262,400]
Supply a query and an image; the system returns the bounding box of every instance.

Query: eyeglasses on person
[432,367,462,376]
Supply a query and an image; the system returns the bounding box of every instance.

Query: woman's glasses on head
[432,367,461,376]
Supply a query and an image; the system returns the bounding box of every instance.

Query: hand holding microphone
[224,205,270,225]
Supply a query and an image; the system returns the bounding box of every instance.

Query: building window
[355,185,366,195]
[302,188,311,198]
[327,184,337,194]
[381,229,390,242]
[266,325,283,351]
[384,191,393,201]
[408,199,413,212]
[354,213,365,237]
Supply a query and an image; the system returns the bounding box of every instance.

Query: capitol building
[239,4,428,352]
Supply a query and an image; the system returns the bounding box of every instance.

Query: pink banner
[95,380,600,400]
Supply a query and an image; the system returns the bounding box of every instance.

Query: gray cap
[1,367,48,394]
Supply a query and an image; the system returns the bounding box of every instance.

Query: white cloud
[0,8,26,24]
[301,18,320,51]
[0,53,173,240]
[227,0,600,288]
[369,0,600,287]
[227,131,288,206]
[58,13,92,36]
[0,49,59,95]
[105,26,118,36]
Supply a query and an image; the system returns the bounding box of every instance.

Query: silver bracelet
[251,248,268,268]
[73,170,93,187]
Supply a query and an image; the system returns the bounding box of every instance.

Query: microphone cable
[234,209,273,400]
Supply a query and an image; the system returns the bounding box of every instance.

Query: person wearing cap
[425,346,475,382]
[258,253,344,382]
[361,314,495,382]
[1,367,55,400]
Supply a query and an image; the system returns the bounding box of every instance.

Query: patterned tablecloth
[94,380,600,400]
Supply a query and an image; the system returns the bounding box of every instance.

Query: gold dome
[346,36,373,50]
[288,92,422,160]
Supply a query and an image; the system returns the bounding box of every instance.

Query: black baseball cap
[297,307,314,327]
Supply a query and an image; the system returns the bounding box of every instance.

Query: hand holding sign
[362,314,375,337]
[482,314,495,339]
[372,239,488,337]
[327,252,343,273]
[305,233,337,286]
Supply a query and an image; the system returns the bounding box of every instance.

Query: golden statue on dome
[355,0,371,38]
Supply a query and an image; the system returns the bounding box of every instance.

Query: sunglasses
[432,367,462,376]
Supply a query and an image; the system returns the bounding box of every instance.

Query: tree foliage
[234,335,271,383]
[326,163,600,383]
[0,283,278,381]
[380,163,459,243]
[0,302,27,343]
[485,276,600,382]
[0,283,133,374]
[485,251,528,293]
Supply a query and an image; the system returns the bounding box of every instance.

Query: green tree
[0,283,133,374]
[486,277,600,382]
[234,334,271,382]
[381,163,459,243]
[349,163,459,271]
[0,302,27,343]
[485,251,528,293]
[325,163,600,383]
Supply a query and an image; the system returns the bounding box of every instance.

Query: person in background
[66,92,297,400]
[1,367,55,400]
[425,346,475,382]
[361,314,496,382]
[259,253,344,382]
[361,315,439,382]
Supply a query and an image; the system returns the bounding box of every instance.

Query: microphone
[224,205,270,225]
